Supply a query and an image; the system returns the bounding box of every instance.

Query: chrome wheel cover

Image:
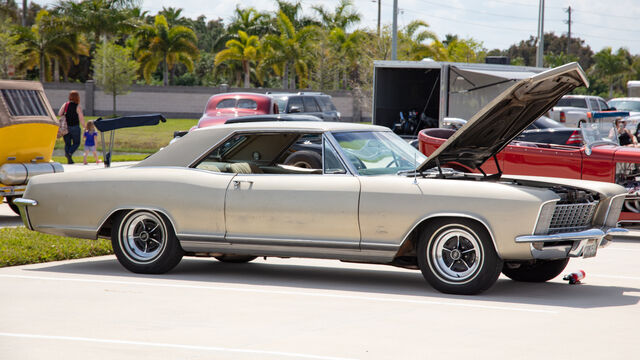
[120,211,167,263]
[429,227,483,283]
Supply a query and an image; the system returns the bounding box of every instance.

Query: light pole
[536,0,545,67]
[371,0,381,37]
[391,0,398,60]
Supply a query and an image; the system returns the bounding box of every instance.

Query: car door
[501,143,583,179]
[302,97,325,119]
[224,134,361,250]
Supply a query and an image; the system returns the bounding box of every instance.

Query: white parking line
[0,274,557,314]
[0,332,354,360]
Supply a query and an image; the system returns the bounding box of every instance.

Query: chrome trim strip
[531,199,558,235]
[225,236,360,249]
[516,227,628,243]
[397,212,498,254]
[13,198,36,230]
[13,198,37,207]
[360,242,399,251]
[604,193,627,226]
[177,233,226,242]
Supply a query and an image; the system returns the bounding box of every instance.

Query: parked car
[420,115,640,226]
[547,95,610,125]
[0,80,63,214]
[15,63,627,295]
[516,116,582,146]
[608,97,640,131]
[224,114,322,124]
[196,92,278,129]
[267,92,341,121]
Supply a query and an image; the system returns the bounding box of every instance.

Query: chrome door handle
[233,180,254,189]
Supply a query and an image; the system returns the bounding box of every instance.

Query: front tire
[502,258,569,282]
[417,219,503,295]
[111,210,184,274]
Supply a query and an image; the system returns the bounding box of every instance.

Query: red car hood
[609,145,640,162]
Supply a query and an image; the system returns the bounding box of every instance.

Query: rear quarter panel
[24,167,233,240]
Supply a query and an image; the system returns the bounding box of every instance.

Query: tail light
[587,112,593,122]
[559,111,566,123]
[566,130,583,145]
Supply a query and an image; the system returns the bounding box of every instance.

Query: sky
[37,0,640,55]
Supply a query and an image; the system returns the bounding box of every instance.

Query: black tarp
[94,114,166,132]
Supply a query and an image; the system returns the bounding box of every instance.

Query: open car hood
[417,63,589,172]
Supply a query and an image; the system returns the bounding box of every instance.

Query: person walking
[83,120,101,165]
[58,90,86,164]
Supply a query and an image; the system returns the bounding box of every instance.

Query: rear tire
[214,255,257,263]
[6,196,20,215]
[502,258,569,282]
[284,151,322,169]
[417,219,503,295]
[111,210,183,274]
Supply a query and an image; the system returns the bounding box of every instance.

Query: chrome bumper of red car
[516,227,628,260]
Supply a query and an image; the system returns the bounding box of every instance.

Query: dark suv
[267,92,341,121]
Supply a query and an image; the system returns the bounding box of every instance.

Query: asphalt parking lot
[1,217,639,359]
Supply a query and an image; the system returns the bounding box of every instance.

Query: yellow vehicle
[0,80,63,214]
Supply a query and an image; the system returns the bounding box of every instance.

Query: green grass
[0,227,113,267]
[52,154,149,164]
[54,117,198,153]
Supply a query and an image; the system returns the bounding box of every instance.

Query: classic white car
[16,63,628,295]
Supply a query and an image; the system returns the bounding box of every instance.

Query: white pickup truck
[548,95,610,126]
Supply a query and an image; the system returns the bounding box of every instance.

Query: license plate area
[582,239,598,258]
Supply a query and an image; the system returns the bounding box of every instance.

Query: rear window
[1,89,49,116]
[609,100,640,112]
[534,116,564,129]
[216,99,237,109]
[237,99,258,110]
[317,96,337,111]
[557,97,587,108]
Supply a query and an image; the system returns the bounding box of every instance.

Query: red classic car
[419,120,640,226]
[196,92,278,128]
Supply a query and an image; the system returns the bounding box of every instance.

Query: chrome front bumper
[12,197,37,230]
[515,228,628,260]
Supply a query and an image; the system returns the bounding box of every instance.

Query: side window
[216,99,236,109]
[323,138,346,174]
[287,97,303,112]
[303,97,320,112]
[588,98,599,111]
[1,89,49,116]
[597,99,609,111]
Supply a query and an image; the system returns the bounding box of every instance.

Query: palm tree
[275,0,318,30]
[328,27,365,89]
[136,14,198,86]
[260,11,317,89]
[18,9,83,82]
[312,0,360,31]
[215,30,260,88]
[398,20,447,61]
[158,6,189,27]
[228,6,271,37]
[592,47,631,98]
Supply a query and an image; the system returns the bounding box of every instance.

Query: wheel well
[97,210,129,238]
[394,216,492,258]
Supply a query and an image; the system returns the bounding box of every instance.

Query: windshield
[332,131,427,175]
[580,122,620,147]
[557,97,588,108]
[608,100,640,112]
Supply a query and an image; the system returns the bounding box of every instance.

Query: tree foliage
[92,41,138,114]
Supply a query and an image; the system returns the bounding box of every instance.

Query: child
[83,121,101,165]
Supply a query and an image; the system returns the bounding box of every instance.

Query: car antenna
[413,151,418,185]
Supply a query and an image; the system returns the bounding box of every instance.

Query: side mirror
[289,106,301,113]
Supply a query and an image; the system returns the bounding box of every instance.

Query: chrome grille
[548,201,599,233]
